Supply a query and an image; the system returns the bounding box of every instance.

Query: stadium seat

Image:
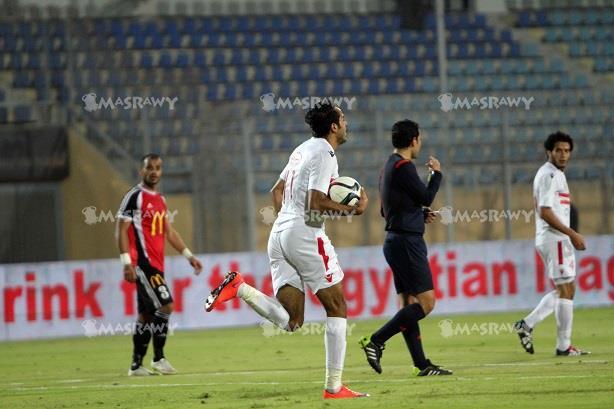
[14,105,32,122]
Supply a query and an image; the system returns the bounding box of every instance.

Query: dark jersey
[117,183,168,272]
[379,153,442,234]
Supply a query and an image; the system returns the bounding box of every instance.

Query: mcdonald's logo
[150,273,165,287]
[151,211,165,236]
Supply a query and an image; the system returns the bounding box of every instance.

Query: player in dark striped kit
[359,119,452,376]
[117,153,202,376]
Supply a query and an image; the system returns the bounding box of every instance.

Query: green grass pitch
[1,307,612,408]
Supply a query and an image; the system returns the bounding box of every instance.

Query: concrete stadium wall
[61,131,195,260]
[60,131,607,258]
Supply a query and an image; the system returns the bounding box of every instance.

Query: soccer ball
[329,176,361,206]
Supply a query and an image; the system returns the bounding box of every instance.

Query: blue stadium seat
[141,52,153,68]
[150,34,163,48]
[159,52,173,68]
[14,105,32,122]
[10,53,23,69]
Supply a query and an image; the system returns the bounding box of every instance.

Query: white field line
[5,373,614,393]
[36,358,614,382]
[1,359,610,391]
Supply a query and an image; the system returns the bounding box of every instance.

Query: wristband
[120,253,131,266]
[182,248,194,259]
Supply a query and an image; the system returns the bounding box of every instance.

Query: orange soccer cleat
[323,385,370,399]
[204,271,244,312]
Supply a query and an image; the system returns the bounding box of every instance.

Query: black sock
[402,323,428,370]
[152,310,170,362]
[131,320,152,370]
[372,303,426,346]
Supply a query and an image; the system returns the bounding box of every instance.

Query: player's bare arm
[117,219,137,283]
[164,219,203,275]
[270,178,285,213]
[309,187,368,216]
[539,207,586,250]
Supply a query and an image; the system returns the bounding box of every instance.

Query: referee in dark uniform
[359,119,452,376]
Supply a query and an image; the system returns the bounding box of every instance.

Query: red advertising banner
[1,236,612,341]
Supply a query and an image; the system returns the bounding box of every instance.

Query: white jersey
[533,161,571,246]
[272,137,338,232]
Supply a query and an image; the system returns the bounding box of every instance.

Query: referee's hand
[424,207,437,224]
[426,156,441,172]
[123,264,137,283]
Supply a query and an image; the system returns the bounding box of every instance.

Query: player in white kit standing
[515,131,590,356]
[205,102,370,398]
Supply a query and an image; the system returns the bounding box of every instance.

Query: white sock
[524,290,558,328]
[555,298,573,351]
[237,284,290,330]
[324,317,346,393]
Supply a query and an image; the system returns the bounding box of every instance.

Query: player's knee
[420,298,435,315]
[325,295,347,317]
[564,287,575,299]
[557,282,575,300]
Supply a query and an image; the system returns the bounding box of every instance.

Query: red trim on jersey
[394,159,410,169]
[560,200,570,205]
[558,192,570,197]
[317,237,330,272]
[557,241,563,265]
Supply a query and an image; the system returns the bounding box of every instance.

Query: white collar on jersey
[138,183,160,195]
[313,137,335,153]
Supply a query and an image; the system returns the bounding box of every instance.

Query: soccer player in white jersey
[515,132,590,356]
[205,102,370,398]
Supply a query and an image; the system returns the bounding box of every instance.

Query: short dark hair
[544,131,573,152]
[304,102,341,138]
[391,119,420,149]
[141,153,162,167]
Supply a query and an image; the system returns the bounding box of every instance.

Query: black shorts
[135,263,173,314]
[383,232,434,295]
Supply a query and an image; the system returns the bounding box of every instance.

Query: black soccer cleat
[358,336,384,374]
[514,319,534,354]
[414,360,453,376]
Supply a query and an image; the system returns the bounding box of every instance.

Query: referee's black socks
[371,303,428,368]
[152,310,170,362]
[402,322,428,370]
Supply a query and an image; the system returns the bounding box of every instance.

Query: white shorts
[536,239,576,284]
[267,224,344,295]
